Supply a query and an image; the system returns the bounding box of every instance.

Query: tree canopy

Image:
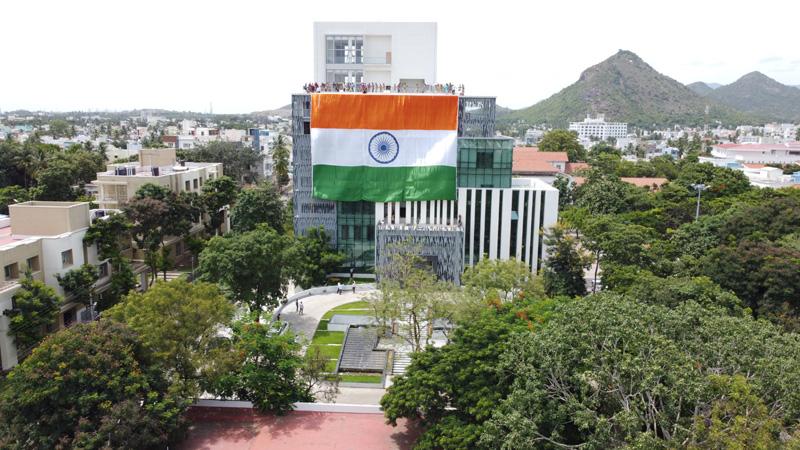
[106,279,234,397]
[0,320,186,450]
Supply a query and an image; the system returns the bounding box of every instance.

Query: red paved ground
[179,409,420,450]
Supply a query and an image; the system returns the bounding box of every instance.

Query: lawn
[321,301,375,320]
[339,373,383,384]
[309,344,342,359]
[312,330,345,345]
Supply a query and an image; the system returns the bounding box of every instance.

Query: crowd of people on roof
[303,82,464,95]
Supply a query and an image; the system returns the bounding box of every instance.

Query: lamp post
[691,183,708,221]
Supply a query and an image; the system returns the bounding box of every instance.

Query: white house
[710,142,800,164]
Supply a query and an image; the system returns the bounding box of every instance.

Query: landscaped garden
[307,300,383,384]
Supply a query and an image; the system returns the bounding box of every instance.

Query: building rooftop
[565,162,591,174]
[98,162,216,178]
[303,82,464,95]
[713,142,800,151]
[512,147,568,175]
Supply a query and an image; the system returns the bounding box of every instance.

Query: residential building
[292,94,558,281]
[313,22,437,86]
[710,142,800,164]
[524,128,545,145]
[94,148,222,209]
[569,115,628,141]
[0,202,135,370]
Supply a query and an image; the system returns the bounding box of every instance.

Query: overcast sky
[3,0,799,113]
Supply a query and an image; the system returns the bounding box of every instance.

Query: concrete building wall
[458,179,559,272]
[9,202,90,237]
[139,148,177,167]
[314,22,437,84]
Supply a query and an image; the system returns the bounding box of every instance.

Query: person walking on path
[299,301,304,315]
[295,300,299,312]
[337,282,343,295]
[351,280,356,293]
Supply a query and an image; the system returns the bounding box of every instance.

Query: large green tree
[209,322,319,413]
[201,175,238,235]
[230,180,285,233]
[0,320,186,450]
[182,141,262,185]
[541,224,590,297]
[271,134,291,188]
[538,129,586,162]
[198,225,291,320]
[481,295,800,448]
[106,279,234,396]
[56,264,99,307]
[2,272,62,352]
[381,292,556,450]
[285,226,344,289]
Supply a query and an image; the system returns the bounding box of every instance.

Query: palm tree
[271,135,290,189]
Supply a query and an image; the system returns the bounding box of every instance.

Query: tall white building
[569,115,628,141]
[313,22,437,86]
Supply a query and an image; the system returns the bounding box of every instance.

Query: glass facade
[336,201,375,271]
[457,138,513,188]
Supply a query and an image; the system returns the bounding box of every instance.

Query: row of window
[3,256,39,280]
[4,251,110,283]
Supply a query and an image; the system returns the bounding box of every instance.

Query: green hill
[707,72,800,122]
[502,50,752,128]
[687,82,715,96]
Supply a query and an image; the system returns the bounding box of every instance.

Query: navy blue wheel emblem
[368,131,400,164]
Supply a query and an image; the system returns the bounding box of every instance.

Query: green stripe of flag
[312,165,456,202]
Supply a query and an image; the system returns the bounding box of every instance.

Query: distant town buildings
[569,115,628,141]
[313,22,437,86]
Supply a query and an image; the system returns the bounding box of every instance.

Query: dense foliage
[106,280,234,397]
[0,321,186,449]
[2,273,62,352]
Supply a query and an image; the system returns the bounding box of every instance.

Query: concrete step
[392,352,412,375]
[338,327,386,372]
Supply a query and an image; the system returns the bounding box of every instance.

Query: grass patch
[339,374,383,383]
[312,330,345,345]
[316,319,329,331]
[322,309,374,320]
[332,300,370,309]
[309,344,342,359]
[324,359,338,372]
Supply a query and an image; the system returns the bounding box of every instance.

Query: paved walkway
[277,286,389,405]
[280,289,373,342]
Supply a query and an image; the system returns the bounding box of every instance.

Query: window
[476,151,494,169]
[193,179,199,189]
[98,262,109,278]
[303,121,311,135]
[61,249,73,268]
[63,309,76,328]
[325,35,363,64]
[185,180,190,191]
[4,263,19,280]
[26,256,40,272]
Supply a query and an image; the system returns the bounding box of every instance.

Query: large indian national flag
[311,94,458,202]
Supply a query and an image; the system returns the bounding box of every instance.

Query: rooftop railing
[303,82,465,95]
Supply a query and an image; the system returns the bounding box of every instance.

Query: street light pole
[691,183,708,221]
